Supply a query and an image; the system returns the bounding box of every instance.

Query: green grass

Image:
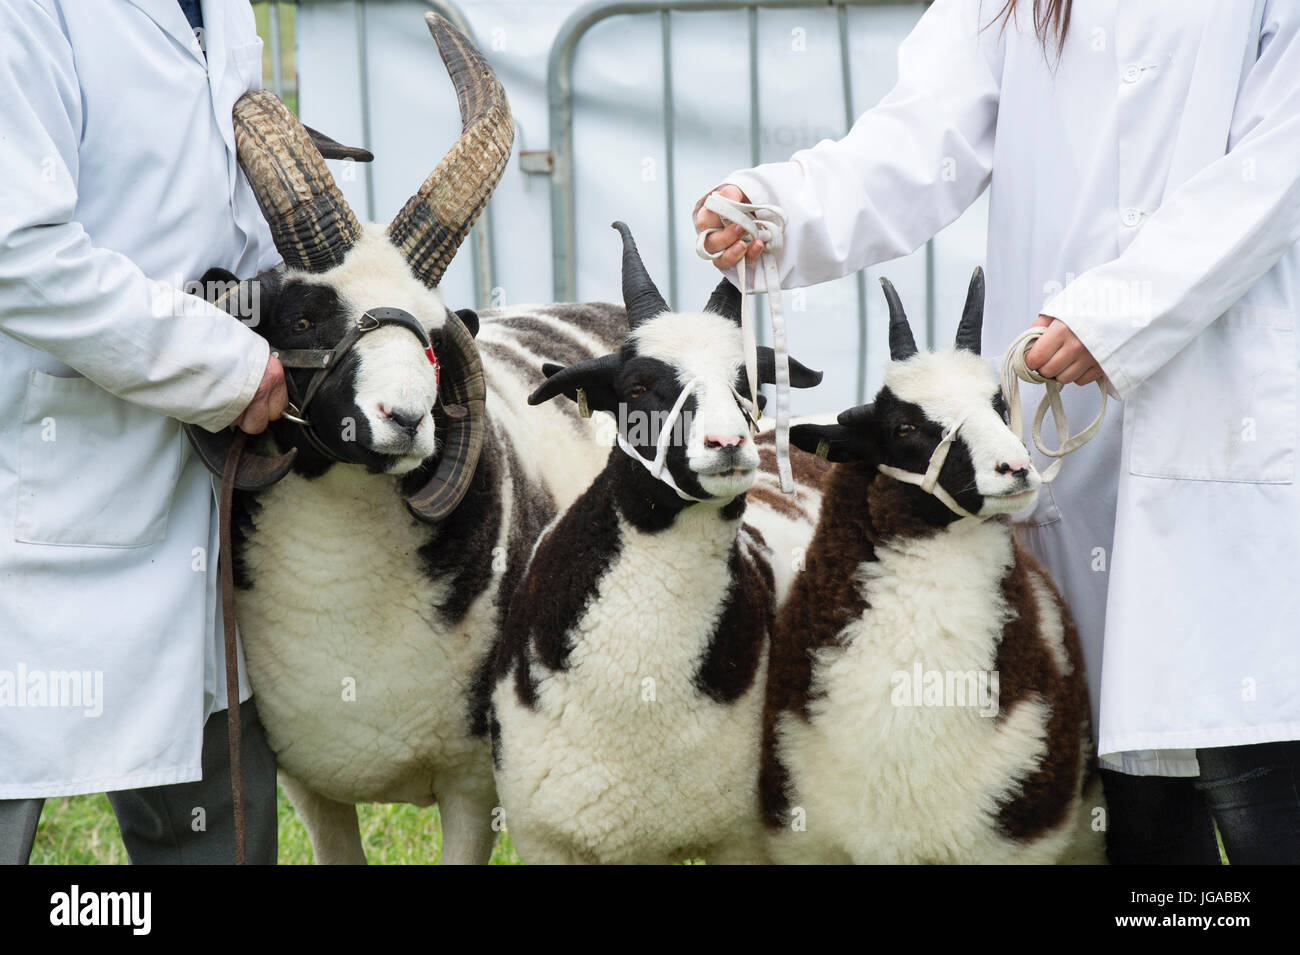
[31,787,521,865]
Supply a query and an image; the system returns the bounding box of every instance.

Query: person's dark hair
[989,0,1073,59]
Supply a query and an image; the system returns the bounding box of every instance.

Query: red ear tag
[425,346,440,384]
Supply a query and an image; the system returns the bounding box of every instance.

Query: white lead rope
[1001,327,1108,484]
[695,193,795,493]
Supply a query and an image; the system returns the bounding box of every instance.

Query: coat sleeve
[0,0,269,433]
[695,0,1003,291]
[1042,2,1300,399]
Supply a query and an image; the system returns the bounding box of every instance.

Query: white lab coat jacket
[718,0,1300,775]
[0,0,280,798]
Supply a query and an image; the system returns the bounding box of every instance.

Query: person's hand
[234,354,288,434]
[695,184,764,272]
[1023,314,1103,386]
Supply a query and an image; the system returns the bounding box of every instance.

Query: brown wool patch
[991,543,1090,842]
[760,462,877,826]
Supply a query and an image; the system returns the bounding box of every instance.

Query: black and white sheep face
[245,231,460,475]
[883,350,1039,515]
[625,312,763,501]
[791,351,1040,521]
[790,268,1040,522]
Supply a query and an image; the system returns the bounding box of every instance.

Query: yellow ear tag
[576,387,592,419]
[816,439,830,460]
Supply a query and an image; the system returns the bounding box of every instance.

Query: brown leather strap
[219,430,248,865]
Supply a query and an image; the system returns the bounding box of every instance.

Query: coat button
[1121,208,1142,228]
[1122,63,1142,83]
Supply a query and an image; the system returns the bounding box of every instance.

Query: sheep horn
[880,277,918,361]
[612,222,670,329]
[954,266,985,354]
[704,278,742,326]
[232,89,365,273]
[387,13,515,289]
[404,309,487,523]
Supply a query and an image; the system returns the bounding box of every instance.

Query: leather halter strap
[273,307,435,460]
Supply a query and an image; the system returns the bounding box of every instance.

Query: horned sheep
[488,223,828,864]
[768,271,1103,864]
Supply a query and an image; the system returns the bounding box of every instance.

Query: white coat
[716,0,1300,775]
[0,0,279,797]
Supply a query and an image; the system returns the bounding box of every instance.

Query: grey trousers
[0,698,277,864]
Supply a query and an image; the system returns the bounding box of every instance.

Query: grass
[30,787,521,865]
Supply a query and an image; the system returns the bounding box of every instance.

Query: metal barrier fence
[267,0,938,402]
[544,0,933,401]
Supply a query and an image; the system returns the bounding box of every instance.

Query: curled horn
[387,13,515,289]
[232,90,365,273]
[704,278,742,326]
[880,277,918,361]
[527,354,622,406]
[405,310,487,523]
[954,266,985,354]
[611,222,670,329]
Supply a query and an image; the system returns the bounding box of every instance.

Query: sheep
[766,270,1102,864]
[488,223,829,865]
[191,15,629,864]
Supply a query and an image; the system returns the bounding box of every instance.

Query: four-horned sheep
[488,223,827,864]
[766,271,1101,864]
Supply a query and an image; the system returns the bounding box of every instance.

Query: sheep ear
[790,423,871,464]
[755,347,822,389]
[529,354,620,413]
[454,308,479,338]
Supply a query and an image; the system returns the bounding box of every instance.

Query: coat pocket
[1128,307,1296,483]
[15,371,184,547]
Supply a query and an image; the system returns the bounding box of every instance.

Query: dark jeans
[1101,739,1300,864]
[0,698,277,865]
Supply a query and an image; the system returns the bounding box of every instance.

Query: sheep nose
[996,460,1031,478]
[379,404,425,434]
[704,433,747,452]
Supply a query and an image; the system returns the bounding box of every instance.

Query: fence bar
[925,234,936,348]
[548,0,913,310]
[268,1,285,97]
[354,0,377,221]
[661,11,679,309]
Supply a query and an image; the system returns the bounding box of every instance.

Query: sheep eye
[895,423,917,438]
[291,318,312,333]
[627,383,647,400]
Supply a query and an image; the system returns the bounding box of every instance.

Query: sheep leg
[279,772,367,865]
[436,788,497,865]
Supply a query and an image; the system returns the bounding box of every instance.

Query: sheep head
[529,222,822,504]
[790,269,1042,524]
[188,13,509,524]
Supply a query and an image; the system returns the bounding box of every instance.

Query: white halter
[695,192,795,493]
[611,376,757,503]
[871,333,1109,520]
[875,409,983,521]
